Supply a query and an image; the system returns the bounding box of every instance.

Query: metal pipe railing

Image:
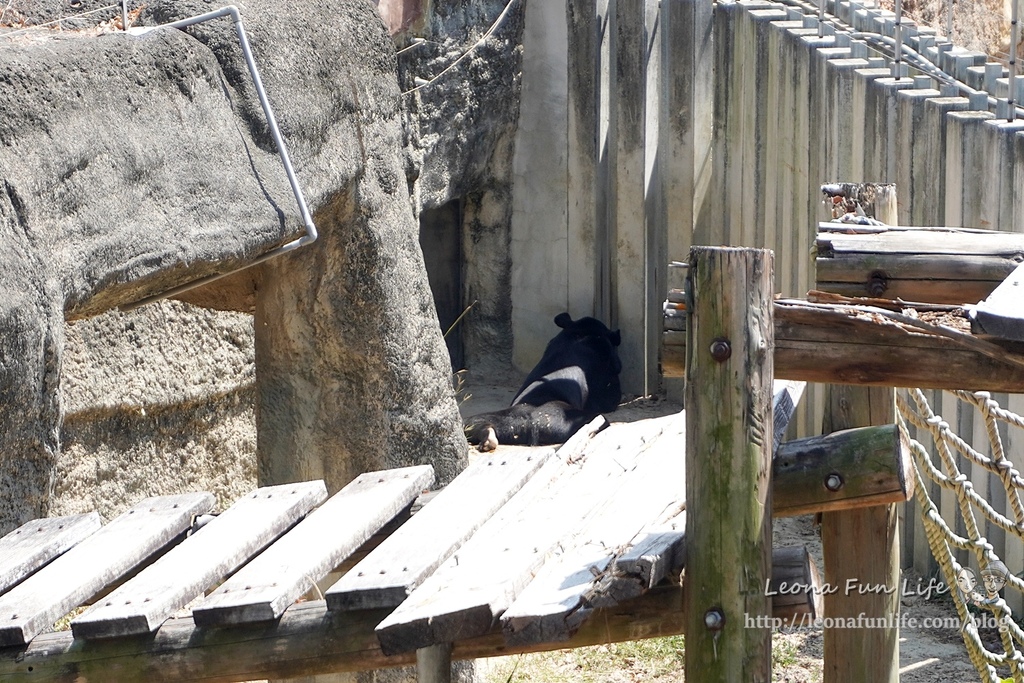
[121,5,318,310]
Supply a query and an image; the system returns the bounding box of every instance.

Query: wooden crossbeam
[815,223,1024,304]
[0,587,688,683]
[773,424,911,517]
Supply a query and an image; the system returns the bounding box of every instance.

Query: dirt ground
[459,378,983,682]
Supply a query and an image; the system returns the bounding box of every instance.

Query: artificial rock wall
[0,0,491,533]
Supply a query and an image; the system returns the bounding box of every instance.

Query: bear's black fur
[465,312,622,450]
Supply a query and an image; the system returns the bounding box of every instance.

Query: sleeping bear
[465,312,622,450]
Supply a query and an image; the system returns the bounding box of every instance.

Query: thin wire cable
[0,3,118,37]
[402,0,519,95]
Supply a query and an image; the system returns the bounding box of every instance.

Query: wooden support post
[684,247,774,682]
[821,386,899,683]
[415,643,452,683]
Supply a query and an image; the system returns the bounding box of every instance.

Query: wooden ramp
[0,391,879,682]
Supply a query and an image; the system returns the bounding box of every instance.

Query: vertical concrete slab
[815,48,853,184]
[765,19,805,269]
[919,97,970,227]
[825,57,870,182]
[894,88,940,227]
[851,68,892,181]
[660,0,714,263]
[864,77,915,192]
[986,119,1024,233]
[1016,130,1024,233]
[944,111,996,228]
[746,7,788,248]
[805,37,840,293]
[511,0,569,370]
[707,0,740,247]
[566,0,599,320]
[609,0,654,395]
[643,0,665,397]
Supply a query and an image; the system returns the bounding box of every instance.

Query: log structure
[815,223,1024,304]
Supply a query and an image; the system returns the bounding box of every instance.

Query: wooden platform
[0,390,890,682]
[0,421,681,681]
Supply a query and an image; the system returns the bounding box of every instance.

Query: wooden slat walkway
[325,449,554,612]
[194,466,433,626]
[0,513,101,595]
[0,400,853,683]
[71,482,327,639]
[0,493,214,647]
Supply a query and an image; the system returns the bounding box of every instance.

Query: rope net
[898,388,1024,682]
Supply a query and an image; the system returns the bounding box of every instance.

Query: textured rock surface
[398,0,524,378]
[0,0,468,531]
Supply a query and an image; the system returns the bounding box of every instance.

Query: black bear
[465,312,622,450]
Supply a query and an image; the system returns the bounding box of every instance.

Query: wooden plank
[684,247,773,681]
[971,261,1024,341]
[194,467,433,627]
[0,513,102,595]
[374,414,679,656]
[0,586,688,683]
[71,481,327,639]
[500,413,686,645]
[815,224,1024,304]
[773,424,912,517]
[325,449,554,612]
[0,493,214,647]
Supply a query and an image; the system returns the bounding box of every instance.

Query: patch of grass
[482,631,826,683]
[482,635,685,683]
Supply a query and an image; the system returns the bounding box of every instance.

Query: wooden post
[415,643,452,683]
[684,247,774,682]
[821,386,899,683]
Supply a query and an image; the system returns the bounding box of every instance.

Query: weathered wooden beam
[71,482,327,639]
[772,300,1024,392]
[815,223,1024,304]
[768,545,823,622]
[0,587,687,683]
[970,261,1024,341]
[684,247,774,682]
[821,386,900,683]
[0,513,101,595]
[773,424,912,517]
[0,493,215,648]
[194,467,433,627]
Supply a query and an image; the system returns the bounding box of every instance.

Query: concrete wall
[511,0,714,397]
